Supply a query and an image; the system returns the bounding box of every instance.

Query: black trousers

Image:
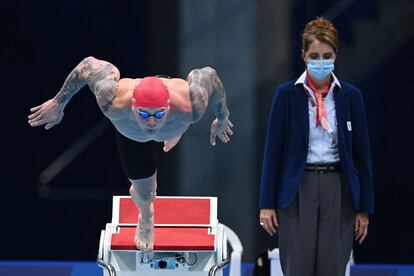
[278,171,355,276]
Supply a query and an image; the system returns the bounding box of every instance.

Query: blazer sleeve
[259,86,286,209]
[351,88,374,213]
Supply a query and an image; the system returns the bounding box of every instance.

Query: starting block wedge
[97,196,242,276]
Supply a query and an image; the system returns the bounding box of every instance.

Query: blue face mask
[307,59,335,80]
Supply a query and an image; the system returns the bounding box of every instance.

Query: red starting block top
[111,227,215,251]
[112,196,218,226]
[109,196,217,251]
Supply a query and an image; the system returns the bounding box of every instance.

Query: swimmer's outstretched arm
[28,56,119,129]
[187,67,234,145]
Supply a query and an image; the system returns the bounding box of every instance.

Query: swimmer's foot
[135,213,154,251]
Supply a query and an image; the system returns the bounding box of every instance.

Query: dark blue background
[2,0,413,264]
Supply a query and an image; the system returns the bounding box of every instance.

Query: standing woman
[259,17,373,276]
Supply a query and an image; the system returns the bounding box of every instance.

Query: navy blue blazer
[259,79,374,213]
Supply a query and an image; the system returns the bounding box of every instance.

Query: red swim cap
[132,77,169,108]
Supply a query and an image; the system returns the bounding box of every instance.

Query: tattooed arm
[187,67,233,145]
[28,56,120,129]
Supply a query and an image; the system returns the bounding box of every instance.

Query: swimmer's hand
[210,118,233,146]
[28,99,64,130]
[163,135,182,152]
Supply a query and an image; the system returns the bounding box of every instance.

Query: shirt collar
[294,70,341,89]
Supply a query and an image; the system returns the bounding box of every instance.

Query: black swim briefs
[115,131,163,180]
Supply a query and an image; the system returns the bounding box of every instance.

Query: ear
[164,103,171,114]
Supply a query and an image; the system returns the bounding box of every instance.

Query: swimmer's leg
[129,172,157,251]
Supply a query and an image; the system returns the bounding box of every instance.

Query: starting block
[97,196,243,276]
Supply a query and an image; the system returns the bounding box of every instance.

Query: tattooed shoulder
[82,57,121,112]
[188,69,210,122]
[187,66,228,122]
